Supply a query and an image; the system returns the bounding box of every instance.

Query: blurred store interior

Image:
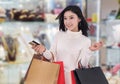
[0,0,120,84]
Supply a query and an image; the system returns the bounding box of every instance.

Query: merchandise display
[0,7,6,22]
[106,20,120,48]
[116,0,120,19]
[1,35,18,61]
[7,9,45,21]
[106,75,120,84]
[0,22,58,83]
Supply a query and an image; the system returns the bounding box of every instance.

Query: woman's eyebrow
[64,15,74,17]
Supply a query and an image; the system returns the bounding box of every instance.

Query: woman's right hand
[32,44,46,54]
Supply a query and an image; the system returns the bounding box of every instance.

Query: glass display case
[105,20,120,65]
[0,0,60,83]
[0,21,59,84]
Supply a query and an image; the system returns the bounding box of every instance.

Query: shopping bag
[71,69,82,84]
[71,71,77,84]
[73,66,109,84]
[24,54,60,84]
[54,61,65,84]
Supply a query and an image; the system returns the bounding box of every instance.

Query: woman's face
[64,11,80,32]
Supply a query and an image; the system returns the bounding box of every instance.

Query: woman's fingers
[32,44,46,54]
[89,41,104,51]
[34,45,41,52]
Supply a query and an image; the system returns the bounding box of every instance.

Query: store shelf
[103,19,120,66]
[0,22,58,41]
[106,47,120,65]
[0,0,44,10]
[0,21,59,31]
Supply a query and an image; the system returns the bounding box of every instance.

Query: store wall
[101,0,119,19]
[87,0,97,18]
[87,0,119,20]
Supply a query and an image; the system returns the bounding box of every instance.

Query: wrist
[43,50,52,60]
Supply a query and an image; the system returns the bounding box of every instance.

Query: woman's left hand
[89,41,103,51]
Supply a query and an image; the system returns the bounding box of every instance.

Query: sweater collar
[66,30,82,38]
[66,30,82,36]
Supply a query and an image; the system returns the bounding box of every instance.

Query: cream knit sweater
[43,30,92,84]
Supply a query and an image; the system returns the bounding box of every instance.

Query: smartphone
[29,40,40,46]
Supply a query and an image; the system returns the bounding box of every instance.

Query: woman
[32,5,103,84]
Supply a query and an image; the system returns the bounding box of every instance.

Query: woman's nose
[65,20,71,24]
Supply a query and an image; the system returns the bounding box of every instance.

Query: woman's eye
[70,17,74,19]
